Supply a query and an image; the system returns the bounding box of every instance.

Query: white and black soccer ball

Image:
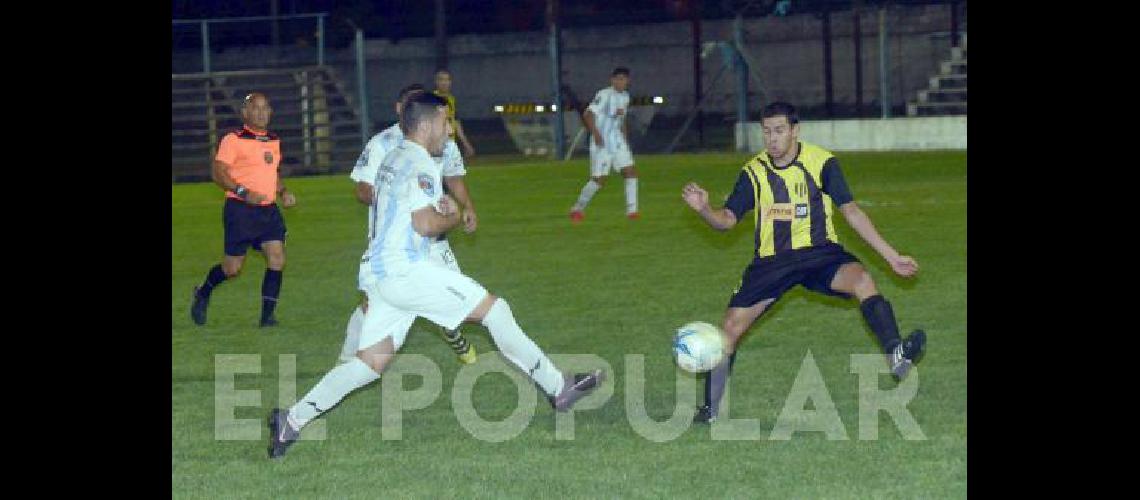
[672,321,727,373]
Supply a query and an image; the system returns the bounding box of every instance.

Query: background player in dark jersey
[681,101,927,423]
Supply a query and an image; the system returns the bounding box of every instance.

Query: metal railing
[172,13,329,74]
[171,66,364,180]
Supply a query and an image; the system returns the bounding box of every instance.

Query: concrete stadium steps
[171,66,364,182]
[908,33,966,117]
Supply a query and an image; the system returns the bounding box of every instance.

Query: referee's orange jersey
[216,126,281,205]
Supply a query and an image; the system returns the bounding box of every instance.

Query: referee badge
[418,174,435,196]
[264,151,274,164]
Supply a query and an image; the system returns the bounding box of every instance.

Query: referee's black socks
[261,269,283,323]
[860,295,901,354]
[198,264,228,298]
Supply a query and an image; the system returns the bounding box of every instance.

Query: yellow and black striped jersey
[724,141,854,259]
[433,90,458,139]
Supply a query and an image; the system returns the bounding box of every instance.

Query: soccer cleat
[549,369,606,412]
[457,344,478,364]
[442,329,478,364]
[569,211,584,223]
[693,404,717,424]
[191,286,209,326]
[627,212,640,220]
[888,329,927,380]
[266,408,300,459]
[260,316,279,328]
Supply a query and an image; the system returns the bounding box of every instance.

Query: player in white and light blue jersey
[569,67,640,222]
[342,84,477,365]
[268,93,605,458]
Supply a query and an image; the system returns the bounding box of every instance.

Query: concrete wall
[172,3,965,122]
[736,116,967,152]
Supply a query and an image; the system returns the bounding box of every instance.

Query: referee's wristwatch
[234,184,249,200]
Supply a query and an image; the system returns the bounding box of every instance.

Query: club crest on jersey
[795,203,809,218]
[264,151,274,164]
[418,174,435,196]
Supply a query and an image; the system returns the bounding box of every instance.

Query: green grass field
[172,151,966,499]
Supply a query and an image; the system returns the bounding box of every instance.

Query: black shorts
[728,243,860,308]
[223,198,287,256]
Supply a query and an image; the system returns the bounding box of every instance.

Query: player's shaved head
[243,92,269,108]
[241,92,272,131]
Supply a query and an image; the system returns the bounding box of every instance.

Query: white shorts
[357,261,487,351]
[589,142,634,177]
[429,238,461,272]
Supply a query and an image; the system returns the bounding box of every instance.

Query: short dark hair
[435,68,451,76]
[397,83,426,103]
[760,101,799,125]
[612,67,630,76]
[400,92,449,135]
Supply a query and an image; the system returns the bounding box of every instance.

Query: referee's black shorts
[223,198,287,256]
[728,243,860,308]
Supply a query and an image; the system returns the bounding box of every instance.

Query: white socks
[481,298,564,397]
[572,180,601,212]
[290,357,380,428]
[625,178,638,214]
[338,306,365,364]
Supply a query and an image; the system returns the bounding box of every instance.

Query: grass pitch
[172,151,966,499]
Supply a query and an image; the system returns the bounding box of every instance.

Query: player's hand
[461,208,478,233]
[681,182,709,212]
[247,191,268,205]
[438,194,459,216]
[888,255,919,278]
[280,190,297,208]
[594,134,604,148]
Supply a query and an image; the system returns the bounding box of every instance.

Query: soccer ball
[672,321,727,373]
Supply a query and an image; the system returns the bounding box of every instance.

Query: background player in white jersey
[569,67,640,222]
[343,84,478,365]
[267,93,605,458]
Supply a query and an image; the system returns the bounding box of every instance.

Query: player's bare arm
[682,182,738,231]
[455,121,476,157]
[838,202,918,277]
[354,181,374,205]
[212,159,267,205]
[583,109,604,147]
[277,171,296,208]
[444,176,477,233]
[411,197,461,237]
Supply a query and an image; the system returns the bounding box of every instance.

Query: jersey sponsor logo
[418,173,435,196]
[264,151,274,164]
[766,203,795,221]
[795,203,809,218]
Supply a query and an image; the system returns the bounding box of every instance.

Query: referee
[191,92,297,327]
[681,101,926,423]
